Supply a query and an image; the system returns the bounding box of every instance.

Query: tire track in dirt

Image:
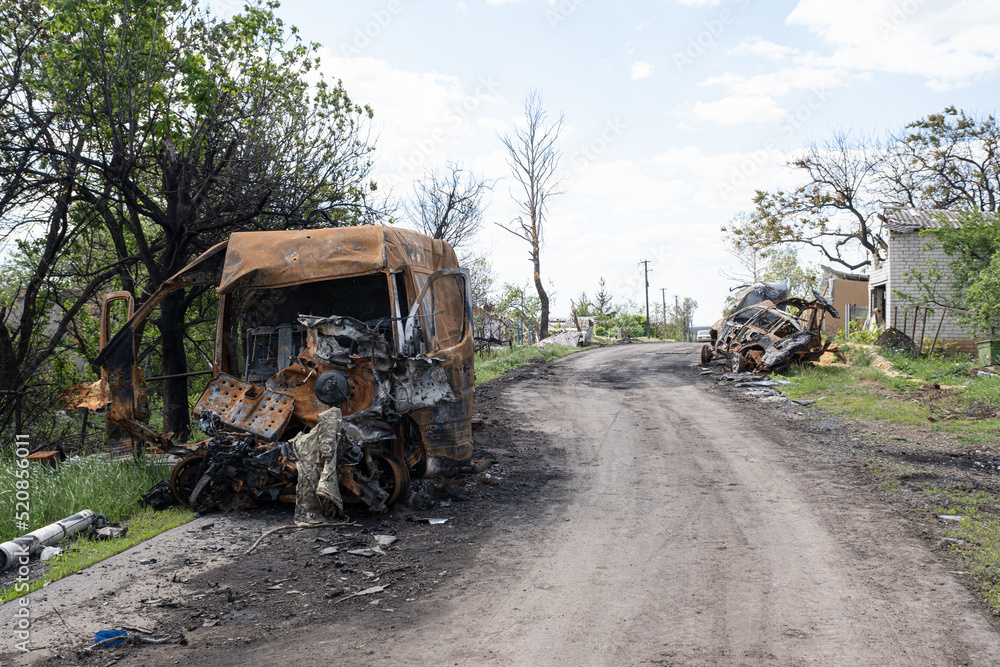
[10,343,1000,666]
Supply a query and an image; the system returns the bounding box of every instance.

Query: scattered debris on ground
[0,511,106,572]
[13,359,567,666]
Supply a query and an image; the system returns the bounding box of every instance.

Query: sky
[222,0,1000,324]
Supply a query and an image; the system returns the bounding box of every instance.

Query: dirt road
[6,343,1000,665]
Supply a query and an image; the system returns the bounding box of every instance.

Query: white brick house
[868,208,976,354]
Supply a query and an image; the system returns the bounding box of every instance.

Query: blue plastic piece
[94,629,127,647]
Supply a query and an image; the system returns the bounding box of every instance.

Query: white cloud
[316,53,502,185]
[787,0,1000,90]
[455,2,467,13]
[476,117,509,133]
[691,95,787,125]
[631,60,654,80]
[729,38,801,62]
[701,65,847,98]
[568,159,690,218]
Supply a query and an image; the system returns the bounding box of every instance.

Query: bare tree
[727,131,888,271]
[498,90,564,340]
[731,108,1000,272]
[407,162,493,250]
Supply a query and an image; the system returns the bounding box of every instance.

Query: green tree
[593,277,617,321]
[496,282,541,343]
[727,108,1000,272]
[0,0,378,438]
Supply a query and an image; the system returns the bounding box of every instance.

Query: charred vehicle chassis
[64,227,476,517]
[701,296,840,374]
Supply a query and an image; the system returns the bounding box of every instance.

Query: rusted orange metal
[62,226,475,514]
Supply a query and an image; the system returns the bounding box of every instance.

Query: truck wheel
[701,345,713,366]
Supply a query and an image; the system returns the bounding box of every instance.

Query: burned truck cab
[65,227,475,515]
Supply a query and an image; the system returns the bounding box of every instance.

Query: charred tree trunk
[158,288,190,441]
[533,250,549,340]
[498,91,563,336]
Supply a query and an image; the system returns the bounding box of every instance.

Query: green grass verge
[925,489,1000,612]
[0,456,194,601]
[0,455,178,542]
[779,346,1000,437]
[0,506,192,603]
[778,345,1000,613]
[475,344,586,385]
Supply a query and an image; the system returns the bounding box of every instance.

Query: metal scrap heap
[701,289,842,373]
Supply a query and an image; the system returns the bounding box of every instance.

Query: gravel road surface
[4,343,1000,666]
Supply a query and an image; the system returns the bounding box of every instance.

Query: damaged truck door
[63,228,476,517]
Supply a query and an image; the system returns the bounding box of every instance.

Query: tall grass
[475,344,581,385]
[0,455,173,542]
[883,350,973,385]
[967,375,1000,409]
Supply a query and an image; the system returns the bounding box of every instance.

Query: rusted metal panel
[62,377,113,414]
[394,358,457,412]
[64,226,476,517]
[705,291,841,373]
[193,374,295,442]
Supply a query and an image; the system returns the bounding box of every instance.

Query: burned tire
[701,345,713,366]
[374,454,410,506]
[170,455,206,508]
[731,353,745,374]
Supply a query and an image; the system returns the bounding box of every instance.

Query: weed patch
[0,455,175,542]
[475,344,585,385]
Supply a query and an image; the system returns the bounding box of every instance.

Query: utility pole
[639,260,651,338]
[661,288,667,340]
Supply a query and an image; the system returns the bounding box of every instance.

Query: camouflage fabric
[291,408,344,525]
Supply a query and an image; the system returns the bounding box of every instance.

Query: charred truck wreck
[701,283,842,374]
[64,227,476,521]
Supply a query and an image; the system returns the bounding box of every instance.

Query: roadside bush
[595,313,647,339]
[847,346,874,367]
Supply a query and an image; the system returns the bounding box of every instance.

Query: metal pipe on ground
[0,510,105,571]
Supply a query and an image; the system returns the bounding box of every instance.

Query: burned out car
[701,294,840,373]
[64,227,475,517]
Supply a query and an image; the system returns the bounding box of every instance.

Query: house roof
[879,208,964,233]
[821,265,869,282]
